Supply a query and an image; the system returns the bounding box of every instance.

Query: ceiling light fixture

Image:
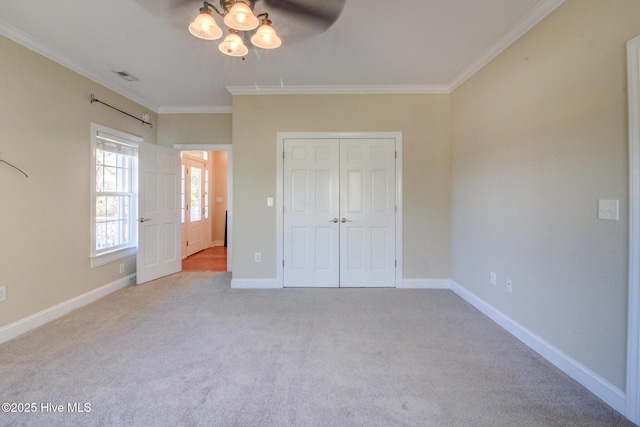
[189,0,281,58]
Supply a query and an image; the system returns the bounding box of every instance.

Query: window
[90,124,140,267]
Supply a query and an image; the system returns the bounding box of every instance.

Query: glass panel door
[190,166,202,222]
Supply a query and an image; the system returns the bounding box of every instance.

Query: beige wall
[231,94,451,280]
[450,0,640,391]
[160,114,230,252]
[0,35,157,328]
[157,113,231,147]
[211,151,228,245]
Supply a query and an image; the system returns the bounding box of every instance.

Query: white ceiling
[0,0,563,112]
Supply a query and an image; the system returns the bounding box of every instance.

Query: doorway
[277,132,403,288]
[175,144,232,273]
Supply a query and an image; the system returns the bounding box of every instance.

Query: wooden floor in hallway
[182,246,227,272]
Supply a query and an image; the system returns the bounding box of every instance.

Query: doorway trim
[276,132,403,288]
[174,144,233,272]
[626,35,640,424]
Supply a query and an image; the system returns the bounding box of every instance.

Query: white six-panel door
[137,142,181,284]
[340,139,396,287]
[283,139,340,287]
[283,138,396,287]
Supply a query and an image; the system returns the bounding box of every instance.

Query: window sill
[90,246,137,268]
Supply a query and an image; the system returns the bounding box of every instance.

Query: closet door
[339,139,396,287]
[283,137,396,288]
[283,139,340,287]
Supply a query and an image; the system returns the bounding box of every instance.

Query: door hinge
[395,205,397,213]
[283,152,285,159]
[186,241,189,247]
[283,260,285,267]
[395,151,397,159]
[395,260,397,268]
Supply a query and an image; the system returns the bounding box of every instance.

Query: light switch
[267,197,274,207]
[598,199,619,221]
[215,197,222,203]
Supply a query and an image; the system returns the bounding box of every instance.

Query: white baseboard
[230,278,451,289]
[212,241,225,247]
[449,280,626,415]
[0,274,135,345]
[230,278,282,289]
[398,279,451,289]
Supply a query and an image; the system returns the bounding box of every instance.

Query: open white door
[137,142,181,284]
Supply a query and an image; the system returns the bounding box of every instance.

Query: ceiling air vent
[113,71,139,82]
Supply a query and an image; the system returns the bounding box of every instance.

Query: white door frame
[626,34,640,423]
[174,144,233,272]
[276,132,403,288]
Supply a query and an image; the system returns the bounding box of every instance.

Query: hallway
[182,247,227,272]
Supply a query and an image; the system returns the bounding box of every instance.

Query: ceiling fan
[135,0,345,58]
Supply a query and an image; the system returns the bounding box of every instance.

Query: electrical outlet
[129,275,137,285]
[490,272,496,285]
[0,286,6,302]
[119,263,125,274]
[506,279,513,293]
[254,252,261,262]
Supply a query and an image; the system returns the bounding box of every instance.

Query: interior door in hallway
[283,138,396,287]
[182,157,207,257]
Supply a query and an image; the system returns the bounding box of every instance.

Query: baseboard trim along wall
[230,278,283,289]
[0,274,135,345]
[449,280,626,415]
[230,278,451,289]
[398,279,451,289]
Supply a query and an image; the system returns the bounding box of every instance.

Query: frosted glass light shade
[219,32,248,57]
[251,22,281,49]
[223,2,259,31]
[188,11,223,40]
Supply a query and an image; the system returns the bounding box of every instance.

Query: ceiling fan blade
[134,0,200,19]
[262,0,345,28]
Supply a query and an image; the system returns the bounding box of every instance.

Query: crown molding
[157,106,233,114]
[226,85,450,96]
[1,0,565,111]
[0,19,159,113]
[447,0,565,91]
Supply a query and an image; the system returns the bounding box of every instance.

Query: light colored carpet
[0,272,631,426]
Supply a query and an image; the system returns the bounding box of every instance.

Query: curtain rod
[90,94,152,128]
